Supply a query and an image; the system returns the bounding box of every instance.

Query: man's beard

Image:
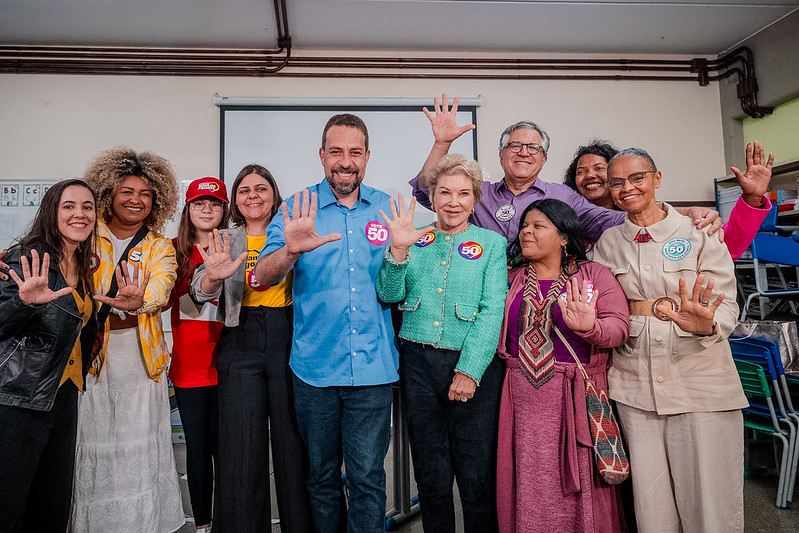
[326,171,364,196]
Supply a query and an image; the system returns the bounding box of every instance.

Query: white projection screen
[218,98,479,225]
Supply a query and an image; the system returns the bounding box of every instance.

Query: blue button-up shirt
[260,179,399,387]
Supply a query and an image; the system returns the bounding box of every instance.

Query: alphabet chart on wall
[0,179,60,249]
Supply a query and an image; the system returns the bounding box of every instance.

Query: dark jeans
[401,341,502,533]
[0,381,78,533]
[293,374,393,533]
[215,306,313,533]
[173,384,218,526]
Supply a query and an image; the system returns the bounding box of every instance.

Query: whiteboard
[220,102,478,226]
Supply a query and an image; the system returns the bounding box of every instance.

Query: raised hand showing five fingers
[557,279,597,333]
[379,194,430,262]
[8,249,73,305]
[422,93,476,145]
[94,260,152,311]
[656,274,724,335]
[198,229,247,284]
[283,189,342,255]
[730,141,774,206]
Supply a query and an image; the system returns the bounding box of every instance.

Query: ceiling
[1,0,798,56]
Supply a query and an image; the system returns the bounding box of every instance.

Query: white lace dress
[69,327,185,533]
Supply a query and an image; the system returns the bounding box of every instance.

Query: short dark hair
[322,114,369,151]
[563,140,618,190]
[507,199,587,266]
[229,164,283,227]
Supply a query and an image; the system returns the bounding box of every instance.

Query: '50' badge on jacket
[458,241,483,260]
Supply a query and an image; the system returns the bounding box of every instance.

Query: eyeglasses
[608,170,657,190]
[191,199,225,211]
[505,141,545,155]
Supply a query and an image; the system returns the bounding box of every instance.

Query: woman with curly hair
[563,140,619,211]
[70,146,185,533]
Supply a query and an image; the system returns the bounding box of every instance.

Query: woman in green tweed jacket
[376,153,507,533]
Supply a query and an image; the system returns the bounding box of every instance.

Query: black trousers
[214,306,313,533]
[0,381,78,533]
[400,341,502,533]
[174,384,218,526]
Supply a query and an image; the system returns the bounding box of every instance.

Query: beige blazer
[594,203,747,415]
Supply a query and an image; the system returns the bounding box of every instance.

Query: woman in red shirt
[167,177,229,533]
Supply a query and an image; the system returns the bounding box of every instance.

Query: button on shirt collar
[618,203,681,243]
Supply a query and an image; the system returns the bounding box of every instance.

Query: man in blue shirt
[255,114,398,533]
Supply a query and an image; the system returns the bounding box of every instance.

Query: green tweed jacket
[376,224,507,382]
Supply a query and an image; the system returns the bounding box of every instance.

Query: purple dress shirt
[410,175,625,243]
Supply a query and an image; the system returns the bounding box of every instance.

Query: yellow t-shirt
[59,286,93,389]
[241,234,293,308]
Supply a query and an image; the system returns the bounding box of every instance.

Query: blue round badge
[662,238,691,261]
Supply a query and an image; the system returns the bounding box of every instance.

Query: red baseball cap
[186,177,228,204]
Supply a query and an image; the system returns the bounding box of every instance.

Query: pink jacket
[724,195,771,260]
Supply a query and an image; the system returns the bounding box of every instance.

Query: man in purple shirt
[410,94,720,243]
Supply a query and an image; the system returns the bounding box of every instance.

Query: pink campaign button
[247,269,271,292]
[365,221,390,245]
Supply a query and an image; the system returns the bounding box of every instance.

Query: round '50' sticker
[415,231,436,247]
[366,221,390,245]
[662,238,691,261]
[458,241,483,260]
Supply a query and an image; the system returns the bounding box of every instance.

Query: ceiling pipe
[0,0,770,118]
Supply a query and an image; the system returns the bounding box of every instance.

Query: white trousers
[616,403,744,533]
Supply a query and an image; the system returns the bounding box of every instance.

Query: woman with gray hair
[593,147,747,532]
[376,153,507,532]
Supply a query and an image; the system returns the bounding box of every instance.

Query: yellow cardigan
[92,220,177,381]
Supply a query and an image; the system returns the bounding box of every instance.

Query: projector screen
[219,99,479,225]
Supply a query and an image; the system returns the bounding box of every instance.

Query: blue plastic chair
[731,336,799,507]
[740,232,799,320]
[734,358,795,509]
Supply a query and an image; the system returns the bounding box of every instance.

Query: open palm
[423,93,476,145]
[380,195,429,247]
[557,279,596,333]
[94,261,151,311]
[283,189,342,255]
[9,249,72,305]
[198,229,247,283]
[731,141,774,205]
[657,275,724,335]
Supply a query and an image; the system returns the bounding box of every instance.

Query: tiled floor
[172,439,798,533]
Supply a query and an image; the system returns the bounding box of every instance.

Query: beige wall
[0,60,726,203]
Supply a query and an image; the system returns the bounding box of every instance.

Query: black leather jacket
[0,243,97,411]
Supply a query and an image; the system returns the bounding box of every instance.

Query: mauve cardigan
[496,261,630,533]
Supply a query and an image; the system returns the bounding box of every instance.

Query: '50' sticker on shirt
[415,231,436,247]
[458,241,483,260]
[662,238,691,261]
[366,221,390,245]
[127,247,143,263]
